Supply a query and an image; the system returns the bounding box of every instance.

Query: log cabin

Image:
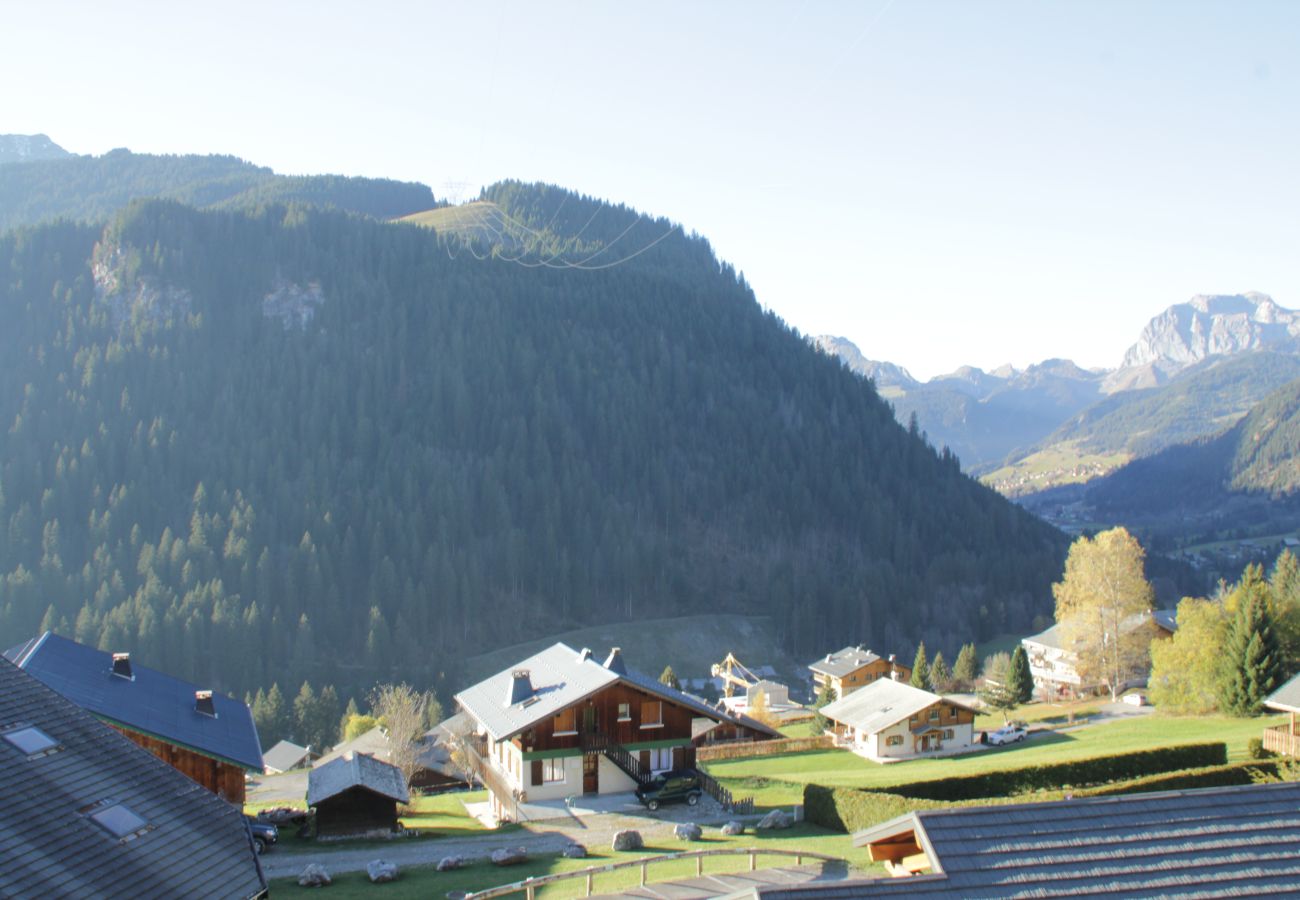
[454,643,777,822]
[307,751,409,836]
[5,632,263,803]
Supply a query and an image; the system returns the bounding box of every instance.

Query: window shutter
[639,750,651,771]
[531,759,543,786]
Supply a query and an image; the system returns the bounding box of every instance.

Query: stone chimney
[194,690,216,717]
[603,647,627,676]
[506,670,534,705]
[889,654,899,680]
[111,652,133,680]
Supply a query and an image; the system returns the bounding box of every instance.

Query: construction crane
[710,653,763,698]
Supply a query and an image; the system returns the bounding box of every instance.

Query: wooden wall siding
[113,726,245,803]
[908,702,974,728]
[315,787,399,836]
[832,658,913,693]
[520,683,696,754]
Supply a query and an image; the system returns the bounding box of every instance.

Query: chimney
[577,647,592,663]
[603,648,627,676]
[111,653,133,680]
[506,670,533,706]
[889,654,899,681]
[195,690,216,717]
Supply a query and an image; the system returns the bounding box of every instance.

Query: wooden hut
[308,751,409,836]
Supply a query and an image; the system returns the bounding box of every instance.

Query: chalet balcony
[1262,724,1300,757]
[463,734,517,804]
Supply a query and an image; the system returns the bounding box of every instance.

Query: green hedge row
[1079,760,1278,797]
[878,742,1227,801]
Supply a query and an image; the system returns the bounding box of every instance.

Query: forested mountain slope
[0,145,436,229]
[0,191,1064,699]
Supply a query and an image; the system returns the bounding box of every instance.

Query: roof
[1024,609,1178,651]
[307,751,410,806]
[263,739,312,773]
[316,726,392,767]
[1265,670,1300,713]
[819,679,967,735]
[0,657,266,899]
[455,642,772,741]
[725,782,1300,898]
[6,632,263,771]
[808,646,883,678]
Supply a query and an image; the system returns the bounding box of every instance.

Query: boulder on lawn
[491,847,528,866]
[674,822,702,841]
[367,860,399,883]
[756,809,793,830]
[563,843,588,859]
[721,821,745,836]
[612,829,644,851]
[298,864,332,887]
[436,855,465,872]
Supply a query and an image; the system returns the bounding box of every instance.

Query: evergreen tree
[339,697,360,743]
[930,651,951,692]
[811,680,836,735]
[256,682,287,746]
[1218,583,1284,716]
[952,643,980,690]
[909,642,932,692]
[1007,645,1034,705]
[978,652,1017,722]
[292,681,317,745]
[659,666,681,691]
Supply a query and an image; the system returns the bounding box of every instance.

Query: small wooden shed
[308,751,409,836]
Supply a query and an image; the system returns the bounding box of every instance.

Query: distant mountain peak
[0,133,72,165]
[812,336,917,389]
[1119,292,1300,378]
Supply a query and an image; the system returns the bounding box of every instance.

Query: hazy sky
[5,1,1298,378]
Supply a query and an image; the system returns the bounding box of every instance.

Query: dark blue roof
[6,632,263,771]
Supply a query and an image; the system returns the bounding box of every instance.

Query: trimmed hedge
[877,743,1226,801]
[1079,760,1279,797]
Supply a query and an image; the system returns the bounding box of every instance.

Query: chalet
[263,739,316,774]
[0,657,267,898]
[729,782,1300,897]
[1263,671,1300,758]
[808,646,909,699]
[454,643,775,822]
[820,679,976,760]
[316,724,471,793]
[1022,609,1176,700]
[5,632,263,803]
[308,750,409,836]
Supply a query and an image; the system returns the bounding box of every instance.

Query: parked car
[245,816,278,854]
[635,771,703,811]
[986,724,1028,746]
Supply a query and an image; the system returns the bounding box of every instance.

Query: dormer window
[2,724,60,758]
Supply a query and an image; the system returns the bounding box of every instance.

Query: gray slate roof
[316,726,392,767]
[1265,670,1300,713]
[308,751,410,806]
[1024,609,1178,651]
[263,739,312,773]
[808,646,883,678]
[724,782,1300,898]
[455,642,776,741]
[0,657,266,899]
[819,678,963,735]
[6,631,263,771]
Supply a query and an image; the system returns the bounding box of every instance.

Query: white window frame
[543,757,565,783]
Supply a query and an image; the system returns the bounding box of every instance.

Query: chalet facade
[308,751,409,836]
[1023,609,1176,699]
[821,679,976,761]
[5,632,263,803]
[1263,671,1300,758]
[808,646,910,699]
[454,643,774,822]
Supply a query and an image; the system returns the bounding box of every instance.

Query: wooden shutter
[531,759,544,786]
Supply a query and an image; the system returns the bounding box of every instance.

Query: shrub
[1245,737,1274,760]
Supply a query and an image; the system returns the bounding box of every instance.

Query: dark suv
[245,816,278,854]
[635,770,702,811]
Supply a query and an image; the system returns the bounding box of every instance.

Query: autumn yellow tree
[1148,597,1227,713]
[1052,527,1155,702]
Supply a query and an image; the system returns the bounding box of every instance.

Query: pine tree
[910,642,932,691]
[953,643,980,690]
[930,651,951,692]
[1008,645,1034,705]
[659,665,681,691]
[256,682,286,746]
[339,697,360,743]
[978,652,1017,722]
[811,680,837,735]
[1218,585,1284,716]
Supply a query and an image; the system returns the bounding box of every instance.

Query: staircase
[581,732,654,787]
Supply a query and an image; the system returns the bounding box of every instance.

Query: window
[553,708,576,735]
[886,735,904,747]
[929,708,939,721]
[87,802,149,840]
[944,729,954,739]
[617,702,631,721]
[543,758,565,783]
[648,746,674,772]
[2,725,59,757]
[640,701,663,728]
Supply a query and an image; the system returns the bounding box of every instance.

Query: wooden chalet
[821,679,976,760]
[454,643,775,822]
[307,751,409,836]
[5,632,263,803]
[808,646,910,699]
[1263,671,1300,757]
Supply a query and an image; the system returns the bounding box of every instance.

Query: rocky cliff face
[0,133,72,165]
[813,335,917,390]
[1117,292,1300,380]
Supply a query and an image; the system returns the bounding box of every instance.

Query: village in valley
[6,526,1299,898]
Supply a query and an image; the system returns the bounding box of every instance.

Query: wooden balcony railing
[463,736,518,808]
[1262,724,1300,757]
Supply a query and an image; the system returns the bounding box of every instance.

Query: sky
[4,1,1299,379]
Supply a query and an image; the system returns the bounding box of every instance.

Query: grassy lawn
[704,714,1286,808]
[779,720,820,739]
[972,699,1102,732]
[267,824,873,898]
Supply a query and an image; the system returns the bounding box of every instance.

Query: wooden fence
[694,767,754,815]
[697,734,833,762]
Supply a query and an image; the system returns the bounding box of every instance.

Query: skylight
[2,725,59,756]
[89,803,149,840]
